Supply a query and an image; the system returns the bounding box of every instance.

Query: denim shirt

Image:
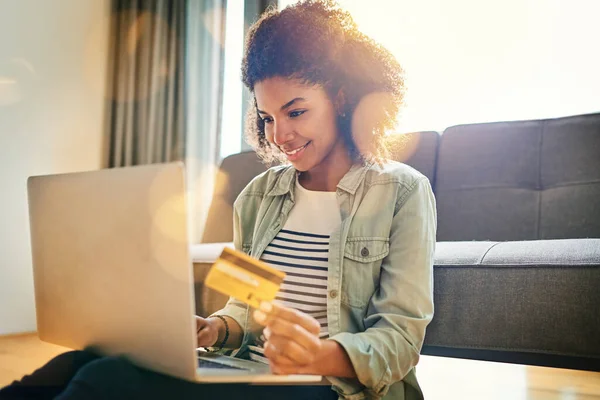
[213,160,437,400]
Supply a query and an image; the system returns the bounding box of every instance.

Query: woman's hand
[195,316,219,348]
[253,301,322,375]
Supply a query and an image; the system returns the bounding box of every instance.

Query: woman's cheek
[264,127,274,144]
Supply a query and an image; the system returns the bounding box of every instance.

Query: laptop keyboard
[198,358,245,370]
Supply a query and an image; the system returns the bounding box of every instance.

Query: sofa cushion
[425,239,600,370]
[435,113,600,241]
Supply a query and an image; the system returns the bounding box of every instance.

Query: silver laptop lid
[27,162,197,381]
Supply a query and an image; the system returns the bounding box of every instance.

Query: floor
[1,333,599,399]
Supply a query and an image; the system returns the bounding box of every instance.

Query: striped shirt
[248,179,341,364]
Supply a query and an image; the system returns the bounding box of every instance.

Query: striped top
[248,179,341,364]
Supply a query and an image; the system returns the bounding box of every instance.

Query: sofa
[192,112,600,372]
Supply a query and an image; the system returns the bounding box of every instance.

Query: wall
[0,0,110,334]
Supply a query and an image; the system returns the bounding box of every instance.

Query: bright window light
[220,2,245,159]
[279,0,600,133]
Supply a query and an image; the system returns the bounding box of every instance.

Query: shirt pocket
[341,237,389,308]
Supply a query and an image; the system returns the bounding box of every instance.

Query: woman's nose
[273,120,294,146]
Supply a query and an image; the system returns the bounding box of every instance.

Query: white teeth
[285,142,309,155]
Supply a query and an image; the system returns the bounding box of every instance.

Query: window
[282,0,600,133]
[337,0,600,133]
[220,0,600,159]
[219,2,245,159]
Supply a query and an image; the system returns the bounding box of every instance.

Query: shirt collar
[266,160,373,198]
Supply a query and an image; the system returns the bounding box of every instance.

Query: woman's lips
[283,141,311,161]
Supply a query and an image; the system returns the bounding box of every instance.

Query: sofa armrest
[191,243,234,317]
[425,239,600,371]
[190,242,234,263]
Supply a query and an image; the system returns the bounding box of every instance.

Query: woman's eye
[262,117,273,124]
[289,110,306,118]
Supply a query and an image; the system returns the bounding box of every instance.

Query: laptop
[26,162,323,384]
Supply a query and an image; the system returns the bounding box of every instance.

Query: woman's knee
[21,350,100,386]
[56,355,144,399]
[72,355,138,383]
[51,350,100,368]
[0,350,101,400]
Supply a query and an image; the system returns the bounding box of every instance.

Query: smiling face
[254,77,352,182]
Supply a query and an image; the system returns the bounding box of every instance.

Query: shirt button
[361,247,370,257]
[329,290,338,299]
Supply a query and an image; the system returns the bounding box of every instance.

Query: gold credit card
[204,247,285,309]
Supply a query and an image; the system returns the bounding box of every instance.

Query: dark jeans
[0,350,338,400]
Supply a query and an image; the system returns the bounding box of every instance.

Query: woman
[0,1,435,399]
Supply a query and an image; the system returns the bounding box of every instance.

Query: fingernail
[260,301,272,313]
[254,310,266,323]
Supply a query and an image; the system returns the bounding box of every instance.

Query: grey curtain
[103,0,273,241]
[106,0,186,167]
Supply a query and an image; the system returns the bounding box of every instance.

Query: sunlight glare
[280,0,600,133]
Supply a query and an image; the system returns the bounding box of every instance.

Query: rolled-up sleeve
[328,177,437,398]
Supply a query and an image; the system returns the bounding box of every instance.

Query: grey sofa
[194,112,600,372]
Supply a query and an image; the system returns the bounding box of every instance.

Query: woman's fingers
[253,302,323,367]
[263,335,318,366]
[195,316,217,347]
[196,327,213,347]
[254,309,321,354]
[268,357,314,375]
[254,301,321,335]
[269,316,321,351]
[263,340,296,366]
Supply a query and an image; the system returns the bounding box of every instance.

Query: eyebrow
[257,97,306,115]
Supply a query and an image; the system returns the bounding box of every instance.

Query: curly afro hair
[241,0,406,165]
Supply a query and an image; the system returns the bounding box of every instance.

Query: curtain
[185,0,227,243]
[106,0,186,167]
[104,1,274,242]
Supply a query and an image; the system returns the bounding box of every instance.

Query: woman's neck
[298,142,354,192]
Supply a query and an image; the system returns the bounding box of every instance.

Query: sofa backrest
[435,113,600,241]
[202,113,600,243]
[201,151,268,243]
[387,131,439,186]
